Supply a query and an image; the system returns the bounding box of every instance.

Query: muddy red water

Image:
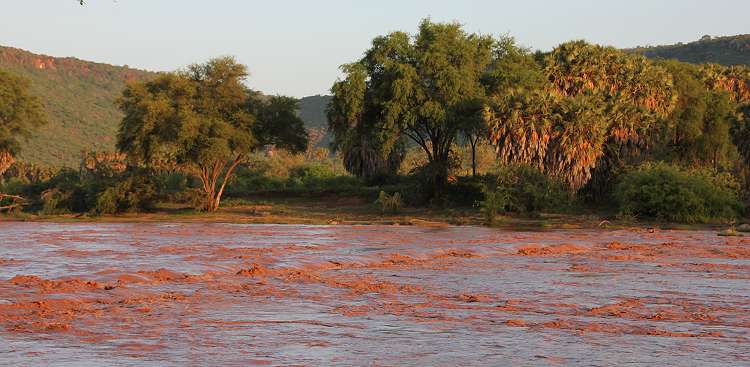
[0,223,748,366]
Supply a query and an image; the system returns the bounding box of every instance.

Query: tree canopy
[250,95,308,153]
[117,57,307,211]
[329,19,497,195]
[484,41,677,191]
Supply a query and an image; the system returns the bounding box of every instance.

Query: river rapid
[0,222,748,366]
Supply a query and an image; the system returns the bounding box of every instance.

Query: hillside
[298,95,333,146]
[629,34,750,67]
[0,46,157,167]
[0,46,334,167]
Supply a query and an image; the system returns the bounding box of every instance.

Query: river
[0,223,748,366]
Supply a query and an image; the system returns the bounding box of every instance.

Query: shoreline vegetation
[2,20,750,228]
[0,195,740,233]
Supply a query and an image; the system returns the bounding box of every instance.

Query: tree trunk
[430,148,451,200]
[196,155,244,212]
[470,137,478,177]
[211,155,243,212]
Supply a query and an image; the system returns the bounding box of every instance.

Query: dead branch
[0,193,28,212]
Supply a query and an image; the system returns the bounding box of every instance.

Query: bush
[287,163,336,190]
[446,176,491,207]
[614,163,742,223]
[480,164,572,222]
[39,169,92,214]
[95,174,159,214]
[226,166,286,194]
[375,191,403,214]
[40,188,72,215]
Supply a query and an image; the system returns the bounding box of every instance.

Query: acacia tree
[328,20,494,196]
[0,70,46,179]
[118,57,307,211]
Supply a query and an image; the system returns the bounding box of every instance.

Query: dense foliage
[484,41,677,192]
[328,20,495,196]
[480,164,571,222]
[615,163,742,223]
[117,57,308,211]
[3,22,750,223]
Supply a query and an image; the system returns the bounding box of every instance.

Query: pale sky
[2,0,749,97]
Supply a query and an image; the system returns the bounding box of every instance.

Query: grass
[3,193,741,232]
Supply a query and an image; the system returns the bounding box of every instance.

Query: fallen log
[0,193,28,212]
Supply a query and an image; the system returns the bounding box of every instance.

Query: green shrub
[615,163,742,223]
[227,166,286,194]
[95,174,158,214]
[227,163,360,195]
[446,176,491,207]
[375,191,403,214]
[480,164,572,222]
[40,188,72,215]
[38,169,92,214]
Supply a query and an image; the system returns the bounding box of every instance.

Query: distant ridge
[0,46,157,166]
[0,46,333,167]
[628,34,750,67]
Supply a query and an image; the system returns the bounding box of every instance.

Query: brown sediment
[456,294,491,303]
[589,299,644,318]
[505,319,528,327]
[9,275,106,292]
[540,318,724,338]
[375,253,426,267]
[433,249,478,258]
[236,264,270,277]
[0,258,25,266]
[137,269,186,283]
[517,243,589,256]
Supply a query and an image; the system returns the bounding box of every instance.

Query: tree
[648,61,740,170]
[485,41,677,192]
[698,91,737,170]
[328,20,494,196]
[327,63,403,180]
[700,64,750,103]
[459,105,486,177]
[471,36,547,178]
[650,60,710,163]
[0,70,46,177]
[117,57,255,211]
[249,94,308,154]
[118,58,308,211]
[734,102,750,165]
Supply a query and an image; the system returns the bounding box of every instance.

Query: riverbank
[0,194,740,232]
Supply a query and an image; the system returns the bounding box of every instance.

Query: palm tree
[484,89,556,171]
[0,151,13,179]
[341,135,403,180]
[545,95,609,190]
[485,41,676,192]
[700,64,750,103]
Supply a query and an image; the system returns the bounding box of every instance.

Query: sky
[2,0,749,97]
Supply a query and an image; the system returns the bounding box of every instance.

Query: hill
[629,34,750,67]
[0,46,157,167]
[0,46,334,167]
[298,95,333,146]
